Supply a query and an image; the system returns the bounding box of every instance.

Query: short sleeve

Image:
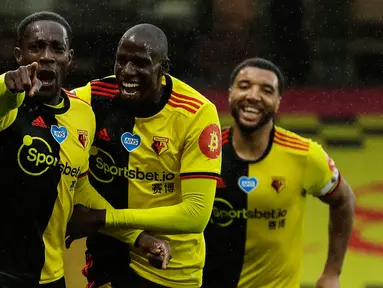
[303,141,340,197]
[180,103,222,180]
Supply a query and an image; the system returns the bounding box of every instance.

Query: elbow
[188,213,210,234]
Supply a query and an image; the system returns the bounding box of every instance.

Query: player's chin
[119,90,141,101]
[35,86,60,99]
[237,120,262,133]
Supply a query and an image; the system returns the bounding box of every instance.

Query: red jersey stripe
[91,85,119,94]
[275,130,309,144]
[180,174,221,181]
[171,91,204,105]
[168,100,197,114]
[91,81,118,89]
[274,134,309,148]
[273,139,309,151]
[170,95,201,110]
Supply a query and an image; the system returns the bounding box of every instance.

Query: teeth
[122,81,139,88]
[243,107,259,113]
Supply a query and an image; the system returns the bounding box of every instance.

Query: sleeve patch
[198,124,222,159]
[319,155,340,196]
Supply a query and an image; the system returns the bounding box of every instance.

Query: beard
[230,103,275,134]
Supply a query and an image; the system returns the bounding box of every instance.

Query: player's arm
[303,142,355,281]
[71,175,171,269]
[0,63,41,130]
[105,103,222,234]
[71,173,144,246]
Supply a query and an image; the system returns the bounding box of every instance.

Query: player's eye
[28,43,39,53]
[238,83,250,90]
[53,46,65,53]
[116,58,127,66]
[134,59,151,68]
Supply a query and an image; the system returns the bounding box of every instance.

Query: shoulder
[89,75,118,97]
[64,89,92,109]
[167,74,217,118]
[273,126,315,156]
[71,75,118,104]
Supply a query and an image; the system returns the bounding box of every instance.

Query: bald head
[120,23,168,61]
[114,23,170,104]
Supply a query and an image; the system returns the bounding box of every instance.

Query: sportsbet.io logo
[17,135,80,177]
[211,198,287,227]
[89,146,175,183]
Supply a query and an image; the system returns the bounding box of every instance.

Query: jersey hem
[38,271,64,284]
[130,264,202,288]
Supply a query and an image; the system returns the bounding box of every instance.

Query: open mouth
[240,106,262,121]
[37,70,56,87]
[120,81,140,96]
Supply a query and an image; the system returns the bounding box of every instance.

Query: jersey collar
[228,125,275,164]
[23,89,70,115]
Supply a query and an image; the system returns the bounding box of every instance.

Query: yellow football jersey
[74,74,222,287]
[0,74,95,285]
[204,126,340,288]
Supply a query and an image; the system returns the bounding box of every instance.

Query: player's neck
[35,90,63,106]
[232,121,273,161]
[131,86,166,117]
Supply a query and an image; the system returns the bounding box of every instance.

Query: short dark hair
[229,58,285,95]
[17,11,72,46]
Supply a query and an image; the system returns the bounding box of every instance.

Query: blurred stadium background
[1,0,383,287]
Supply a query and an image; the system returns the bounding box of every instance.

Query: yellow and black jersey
[73,74,221,287]
[203,126,341,288]
[0,74,95,286]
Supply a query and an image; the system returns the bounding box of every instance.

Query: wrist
[323,265,341,276]
[92,209,106,229]
[134,231,146,248]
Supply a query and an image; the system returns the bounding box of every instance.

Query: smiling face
[15,20,73,100]
[229,66,281,133]
[114,35,164,104]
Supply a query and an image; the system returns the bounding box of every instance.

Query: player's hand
[136,232,172,270]
[4,62,42,97]
[65,204,106,248]
[315,273,340,288]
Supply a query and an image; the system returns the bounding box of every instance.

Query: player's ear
[161,58,170,74]
[275,96,281,112]
[14,47,22,65]
[67,49,74,67]
[228,87,232,103]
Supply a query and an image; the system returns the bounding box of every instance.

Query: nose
[122,61,137,75]
[246,85,262,101]
[39,47,55,63]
